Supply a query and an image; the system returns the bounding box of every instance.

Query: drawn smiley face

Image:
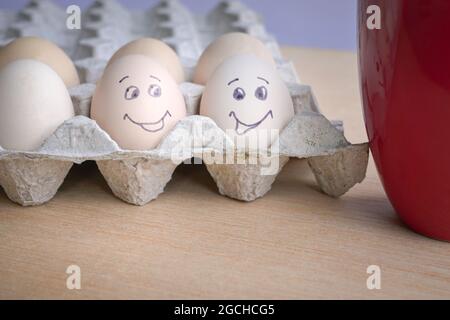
[226,76,274,135]
[200,54,295,148]
[119,74,172,133]
[91,54,187,150]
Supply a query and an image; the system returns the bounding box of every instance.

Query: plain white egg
[0,59,75,151]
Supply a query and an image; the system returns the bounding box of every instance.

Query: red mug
[358,0,450,241]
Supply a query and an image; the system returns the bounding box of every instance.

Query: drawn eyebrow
[119,76,129,83]
[150,75,161,82]
[227,78,239,86]
[257,77,269,85]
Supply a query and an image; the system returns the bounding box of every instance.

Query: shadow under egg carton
[0,82,368,206]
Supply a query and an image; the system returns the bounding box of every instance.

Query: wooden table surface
[1,47,449,300]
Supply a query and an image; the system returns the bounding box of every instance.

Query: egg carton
[0,0,369,206]
[0,0,297,83]
[0,84,368,206]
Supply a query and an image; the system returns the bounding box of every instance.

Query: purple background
[1,0,357,50]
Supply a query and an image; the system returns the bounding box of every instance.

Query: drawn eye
[255,86,268,101]
[125,86,140,100]
[233,87,246,101]
[148,84,162,97]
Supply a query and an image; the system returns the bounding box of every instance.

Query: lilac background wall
[1,0,357,50]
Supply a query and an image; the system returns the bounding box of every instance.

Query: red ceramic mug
[358,0,450,241]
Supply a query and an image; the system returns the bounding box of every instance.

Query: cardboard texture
[0,0,369,206]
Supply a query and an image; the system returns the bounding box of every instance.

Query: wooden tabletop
[1,47,449,300]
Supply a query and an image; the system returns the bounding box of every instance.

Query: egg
[200,54,294,148]
[0,59,75,151]
[193,32,277,85]
[0,37,80,88]
[107,38,185,83]
[91,54,187,150]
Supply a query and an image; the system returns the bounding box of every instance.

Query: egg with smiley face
[91,54,187,150]
[200,54,294,149]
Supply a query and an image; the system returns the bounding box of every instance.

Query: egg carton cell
[0,0,369,206]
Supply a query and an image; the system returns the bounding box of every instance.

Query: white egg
[0,37,80,88]
[200,54,295,149]
[0,59,75,151]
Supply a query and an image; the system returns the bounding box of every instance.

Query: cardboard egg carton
[0,0,369,206]
[0,0,80,54]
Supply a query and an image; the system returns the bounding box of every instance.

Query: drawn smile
[229,110,274,135]
[123,110,172,133]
